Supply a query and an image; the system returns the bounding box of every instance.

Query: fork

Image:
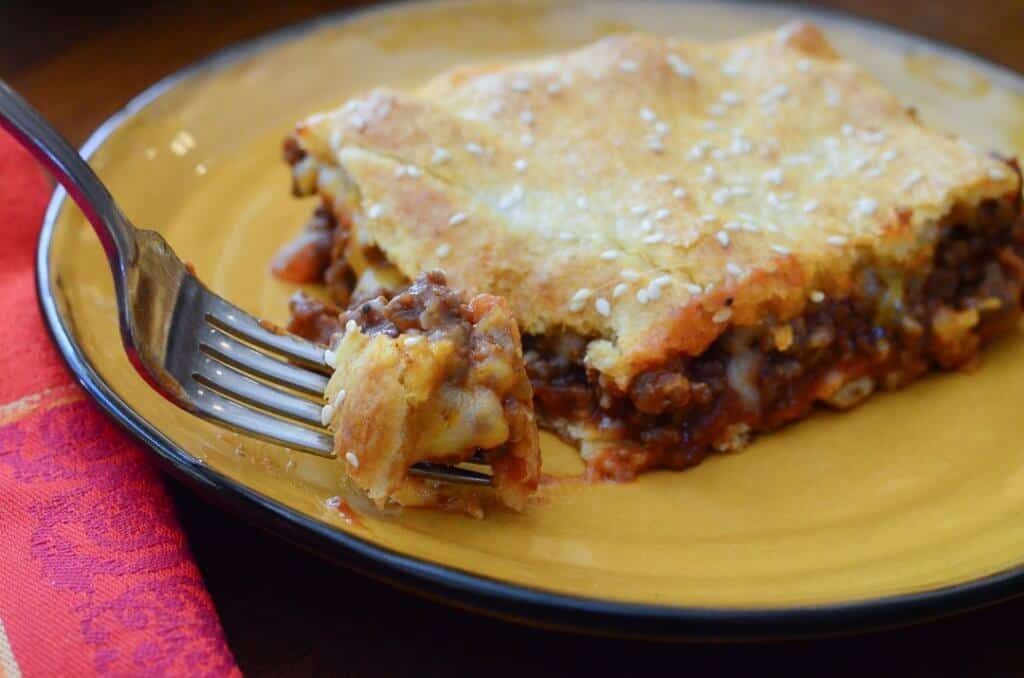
[0,79,489,486]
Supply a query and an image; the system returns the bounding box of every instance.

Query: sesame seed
[860,130,888,145]
[345,319,358,333]
[333,389,347,407]
[601,249,620,261]
[841,123,855,137]
[647,137,665,153]
[825,84,841,108]
[712,148,728,161]
[345,451,360,468]
[654,208,671,221]
[621,269,641,281]
[403,335,423,347]
[448,212,467,226]
[723,220,741,232]
[803,200,820,213]
[655,121,670,135]
[394,165,406,178]
[576,196,589,210]
[620,59,639,72]
[511,78,531,92]
[650,275,672,289]
[667,54,694,78]
[630,204,648,215]
[639,219,654,232]
[729,136,752,155]
[645,284,662,301]
[431,147,452,165]
[712,188,732,205]
[855,197,879,216]
[716,231,731,247]
[797,58,811,72]
[880,149,898,163]
[726,262,744,277]
[404,165,421,177]
[850,156,870,172]
[486,100,505,117]
[571,288,592,303]
[703,121,721,131]
[520,132,535,147]
[547,82,563,95]
[643,233,665,244]
[636,289,650,304]
[826,235,848,246]
[498,184,524,210]
[901,170,924,191]
[435,243,451,258]
[320,404,335,426]
[708,103,728,117]
[684,283,703,294]
[326,495,342,508]
[721,63,742,77]
[701,214,718,223]
[568,300,584,312]
[513,158,528,173]
[771,244,791,255]
[367,203,383,219]
[640,107,656,122]
[762,168,784,185]
[782,154,813,166]
[520,110,535,125]
[466,142,484,155]
[713,308,733,323]
[689,143,708,160]
[810,290,825,303]
[595,297,612,316]
[657,174,674,183]
[989,167,1008,180]
[323,348,337,368]
[721,91,743,105]
[761,83,790,104]
[864,167,882,178]
[613,283,629,298]
[673,187,688,199]
[730,186,750,197]
[704,166,719,182]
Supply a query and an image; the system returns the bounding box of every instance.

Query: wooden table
[5,1,1024,674]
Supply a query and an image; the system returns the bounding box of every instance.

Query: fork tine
[201,325,329,396]
[190,387,335,457]
[205,297,331,372]
[193,353,324,426]
[409,463,492,486]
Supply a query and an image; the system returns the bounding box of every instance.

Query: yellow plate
[37,0,1024,637]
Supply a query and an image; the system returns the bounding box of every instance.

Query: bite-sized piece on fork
[323,271,541,516]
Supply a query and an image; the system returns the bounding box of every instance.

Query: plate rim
[33,0,1024,639]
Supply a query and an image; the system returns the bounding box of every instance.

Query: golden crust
[292,22,1020,388]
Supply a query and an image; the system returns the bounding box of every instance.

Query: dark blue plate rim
[32,0,1024,640]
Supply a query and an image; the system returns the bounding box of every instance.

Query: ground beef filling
[526,202,1024,481]
[277,187,1024,483]
[341,270,471,344]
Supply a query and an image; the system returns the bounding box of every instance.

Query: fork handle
[0,79,137,272]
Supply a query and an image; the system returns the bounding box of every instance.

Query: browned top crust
[290,22,1020,388]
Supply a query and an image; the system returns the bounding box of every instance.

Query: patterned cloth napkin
[0,131,240,675]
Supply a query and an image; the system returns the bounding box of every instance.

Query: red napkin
[0,131,240,675]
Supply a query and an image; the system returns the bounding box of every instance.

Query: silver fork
[0,79,489,486]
